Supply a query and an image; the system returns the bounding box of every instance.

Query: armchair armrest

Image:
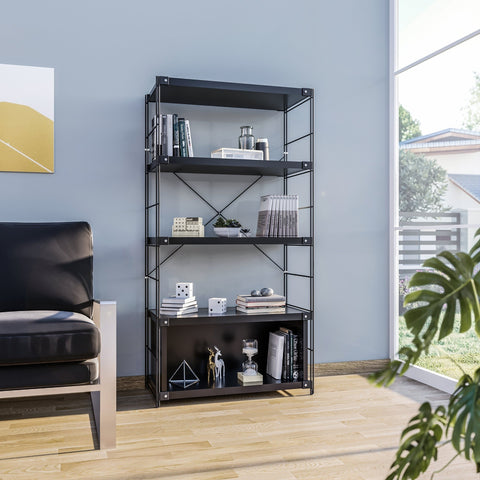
[91,300,117,448]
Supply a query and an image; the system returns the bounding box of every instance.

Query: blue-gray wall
[0,0,389,375]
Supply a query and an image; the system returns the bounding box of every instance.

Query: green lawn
[398,315,480,379]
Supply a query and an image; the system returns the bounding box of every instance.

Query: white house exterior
[400,128,480,233]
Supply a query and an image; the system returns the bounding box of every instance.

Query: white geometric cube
[208,297,227,315]
[176,282,194,298]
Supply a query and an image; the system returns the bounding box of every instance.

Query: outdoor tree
[462,72,480,132]
[399,150,448,214]
[399,104,422,142]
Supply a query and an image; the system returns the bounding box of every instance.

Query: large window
[392,0,480,389]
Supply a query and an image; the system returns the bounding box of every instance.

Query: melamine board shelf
[147,236,312,246]
[147,156,312,177]
[149,307,311,327]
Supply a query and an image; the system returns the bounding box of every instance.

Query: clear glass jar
[239,126,255,150]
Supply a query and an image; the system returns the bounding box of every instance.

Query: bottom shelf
[149,370,309,402]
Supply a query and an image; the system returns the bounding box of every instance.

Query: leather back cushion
[0,222,93,317]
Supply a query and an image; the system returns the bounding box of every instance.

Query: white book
[277,196,283,237]
[161,302,198,310]
[159,307,199,317]
[237,294,286,303]
[236,305,286,314]
[159,305,198,314]
[293,194,299,236]
[266,331,285,380]
[185,119,194,157]
[236,300,286,308]
[162,296,196,304]
[256,195,273,237]
[288,195,293,236]
[269,195,279,237]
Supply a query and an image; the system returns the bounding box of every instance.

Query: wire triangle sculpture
[168,360,200,389]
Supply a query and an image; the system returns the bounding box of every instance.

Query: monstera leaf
[371,228,480,480]
[371,248,480,388]
[386,403,446,480]
[448,368,480,466]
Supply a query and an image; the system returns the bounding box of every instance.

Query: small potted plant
[213,217,242,237]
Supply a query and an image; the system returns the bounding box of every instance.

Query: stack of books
[266,327,302,381]
[255,194,299,237]
[159,296,198,316]
[155,114,194,157]
[235,294,286,314]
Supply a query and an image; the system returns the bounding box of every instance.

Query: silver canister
[255,138,269,160]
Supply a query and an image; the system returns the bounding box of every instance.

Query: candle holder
[238,339,263,385]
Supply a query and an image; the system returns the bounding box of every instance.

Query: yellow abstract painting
[0,64,54,173]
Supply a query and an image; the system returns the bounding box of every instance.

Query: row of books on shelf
[154,114,194,158]
[267,327,302,382]
[235,293,286,314]
[256,194,299,237]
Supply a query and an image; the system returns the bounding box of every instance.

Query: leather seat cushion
[0,359,99,390]
[0,310,101,366]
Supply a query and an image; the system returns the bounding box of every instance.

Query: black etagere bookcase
[145,76,314,406]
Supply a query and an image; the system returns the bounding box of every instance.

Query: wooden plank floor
[0,375,478,480]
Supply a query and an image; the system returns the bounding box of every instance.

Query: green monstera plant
[371,228,480,480]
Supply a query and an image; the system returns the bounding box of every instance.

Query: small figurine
[207,347,216,385]
[214,346,225,379]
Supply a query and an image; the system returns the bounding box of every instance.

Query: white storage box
[211,148,263,160]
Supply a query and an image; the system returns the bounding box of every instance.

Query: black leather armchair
[0,222,116,449]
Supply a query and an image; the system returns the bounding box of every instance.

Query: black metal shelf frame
[145,76,314,406]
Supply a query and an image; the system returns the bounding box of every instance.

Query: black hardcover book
[173,114,180,156]
[291,333,302,381]
[178,118,187,157]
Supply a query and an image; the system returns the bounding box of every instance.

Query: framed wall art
[0,63,54,173]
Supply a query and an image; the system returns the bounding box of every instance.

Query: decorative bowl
[213,227,241,238]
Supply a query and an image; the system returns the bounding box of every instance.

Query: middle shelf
[147,156,312,177]
[149,306,311,326]
[148,236,312,246]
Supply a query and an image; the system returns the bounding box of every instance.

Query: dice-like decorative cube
[176,282,193,298]
[208,297,227,315]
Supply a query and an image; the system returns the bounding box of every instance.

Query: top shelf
[147,76,313,111]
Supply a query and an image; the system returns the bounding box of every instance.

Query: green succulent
[213,217,241,228]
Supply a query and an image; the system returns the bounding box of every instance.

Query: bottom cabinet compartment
[160,320,306,400]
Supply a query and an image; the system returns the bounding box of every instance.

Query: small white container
[211,148,263,160]
[213,227,241,237]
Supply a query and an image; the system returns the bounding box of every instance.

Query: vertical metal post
[283,106,288,299]
[144,95,149,390]
[155,80,161,405]
[309,94,315,394]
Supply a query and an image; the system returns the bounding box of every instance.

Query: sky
[0,64,54,121]
[398,0,480,135]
